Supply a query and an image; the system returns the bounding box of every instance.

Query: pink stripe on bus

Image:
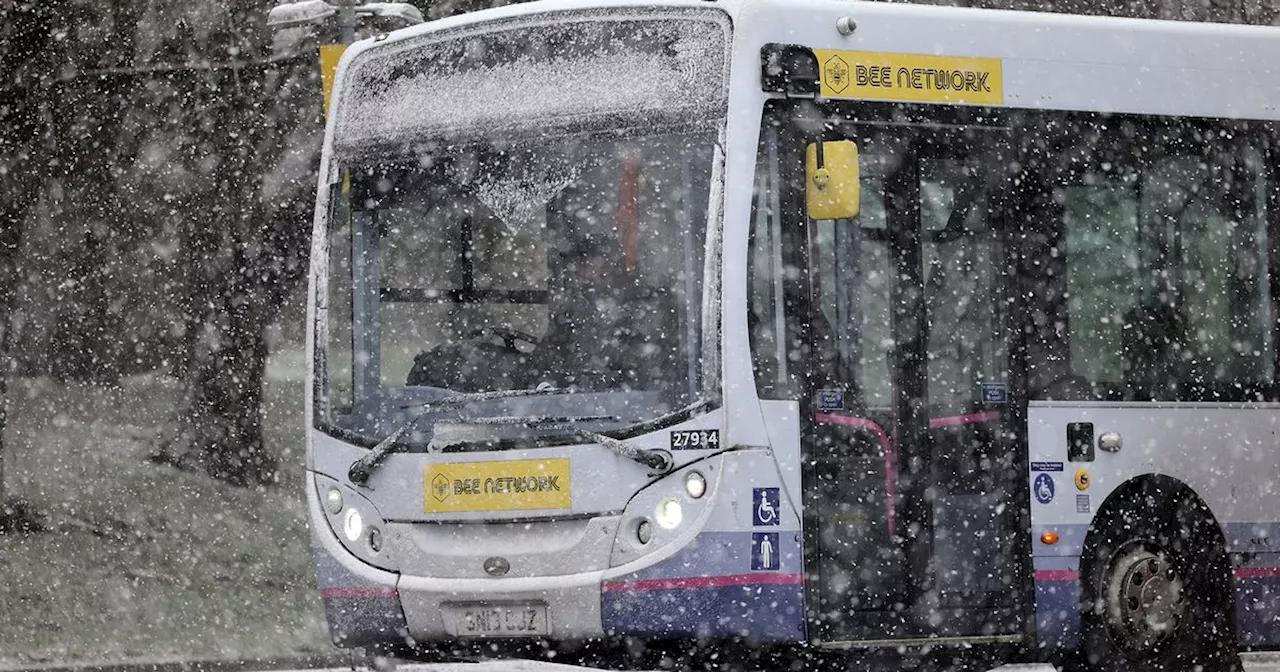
[1036,568,1280,581]
[320,586,399,599]
[815,413,897,538]
[929,410,1001,429]
[1235,567,1280,579]
[602,573,804,593]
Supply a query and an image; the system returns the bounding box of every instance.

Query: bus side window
[1161,147,1273,389]
[1062,168,1141,394]
[325,179,355,417]
[1058,121,1274,400]
[749,129,789,399]
[920,154,1006,415]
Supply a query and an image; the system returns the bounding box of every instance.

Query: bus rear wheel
[1079,481,1239,672]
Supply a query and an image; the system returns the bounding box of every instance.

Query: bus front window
[322,132,716,445]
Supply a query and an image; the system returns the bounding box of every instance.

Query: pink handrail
[929,410,1001,429]
[814,413,897,537]
[813,410,1001,540]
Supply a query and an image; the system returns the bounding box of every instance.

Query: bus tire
[1078,477,1240,672]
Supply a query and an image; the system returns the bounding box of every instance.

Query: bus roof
[348,0,1280,121]
[741,0,1280,120]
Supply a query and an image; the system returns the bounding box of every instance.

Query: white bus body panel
[1029,402,1280,545]
[733,0,1280,120]
[1028,402,1280,649]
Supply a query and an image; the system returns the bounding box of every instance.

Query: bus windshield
[321,129,717,447]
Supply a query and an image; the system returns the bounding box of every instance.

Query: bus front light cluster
[611,457,721,565]
[314,474,398,571]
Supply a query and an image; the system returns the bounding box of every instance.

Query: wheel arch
[1083,473,1230,563]
[1078,472,1238,651]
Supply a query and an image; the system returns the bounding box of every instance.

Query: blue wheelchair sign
[1034,473,1055,504]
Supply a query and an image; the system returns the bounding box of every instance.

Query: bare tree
[0,0,55,530]
[148,3,321,486]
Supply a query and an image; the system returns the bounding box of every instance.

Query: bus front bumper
[397,573,607,641]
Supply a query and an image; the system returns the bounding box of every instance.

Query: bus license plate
[445,603,549,637]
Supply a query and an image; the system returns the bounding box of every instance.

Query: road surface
[291,653,1280,672]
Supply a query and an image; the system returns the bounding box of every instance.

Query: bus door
[788,120,1027,644]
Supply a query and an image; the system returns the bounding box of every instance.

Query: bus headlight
[325,488,344,514]
[343,507,364,542]
[655,497,683,529]
[684,471,707,499]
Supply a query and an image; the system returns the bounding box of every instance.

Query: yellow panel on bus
[320,43,347,116]
[812,49,1003,106]
[424,459,571,513]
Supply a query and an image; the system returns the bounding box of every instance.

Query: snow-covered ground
[1244,653,1280,672]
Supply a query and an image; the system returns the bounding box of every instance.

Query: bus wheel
[1079,481,1239,672]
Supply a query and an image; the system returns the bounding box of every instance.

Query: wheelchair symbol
[758,498,776,524]
[753,487,780,526]
[1034,473,1055,504]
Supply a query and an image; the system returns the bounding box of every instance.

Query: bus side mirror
[806,140,860,220]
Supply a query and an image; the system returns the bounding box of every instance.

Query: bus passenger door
[915,131,1024,641]
[777,119,1026,644]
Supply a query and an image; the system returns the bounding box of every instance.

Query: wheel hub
[1103,544,1186,652]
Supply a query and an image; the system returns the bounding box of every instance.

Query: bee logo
[432,473,451,502]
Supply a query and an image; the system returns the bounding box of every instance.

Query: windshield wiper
[347,384,563,486]
[551,422,673,473]
[448,415,673,473]
[432,414,617,426]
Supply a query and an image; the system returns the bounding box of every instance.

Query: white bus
[304,1,1280,669]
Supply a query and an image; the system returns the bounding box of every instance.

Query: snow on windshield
[333,9,730,159]
[473,153,584,232]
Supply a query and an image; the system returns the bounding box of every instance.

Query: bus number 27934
[670,429,720,449]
